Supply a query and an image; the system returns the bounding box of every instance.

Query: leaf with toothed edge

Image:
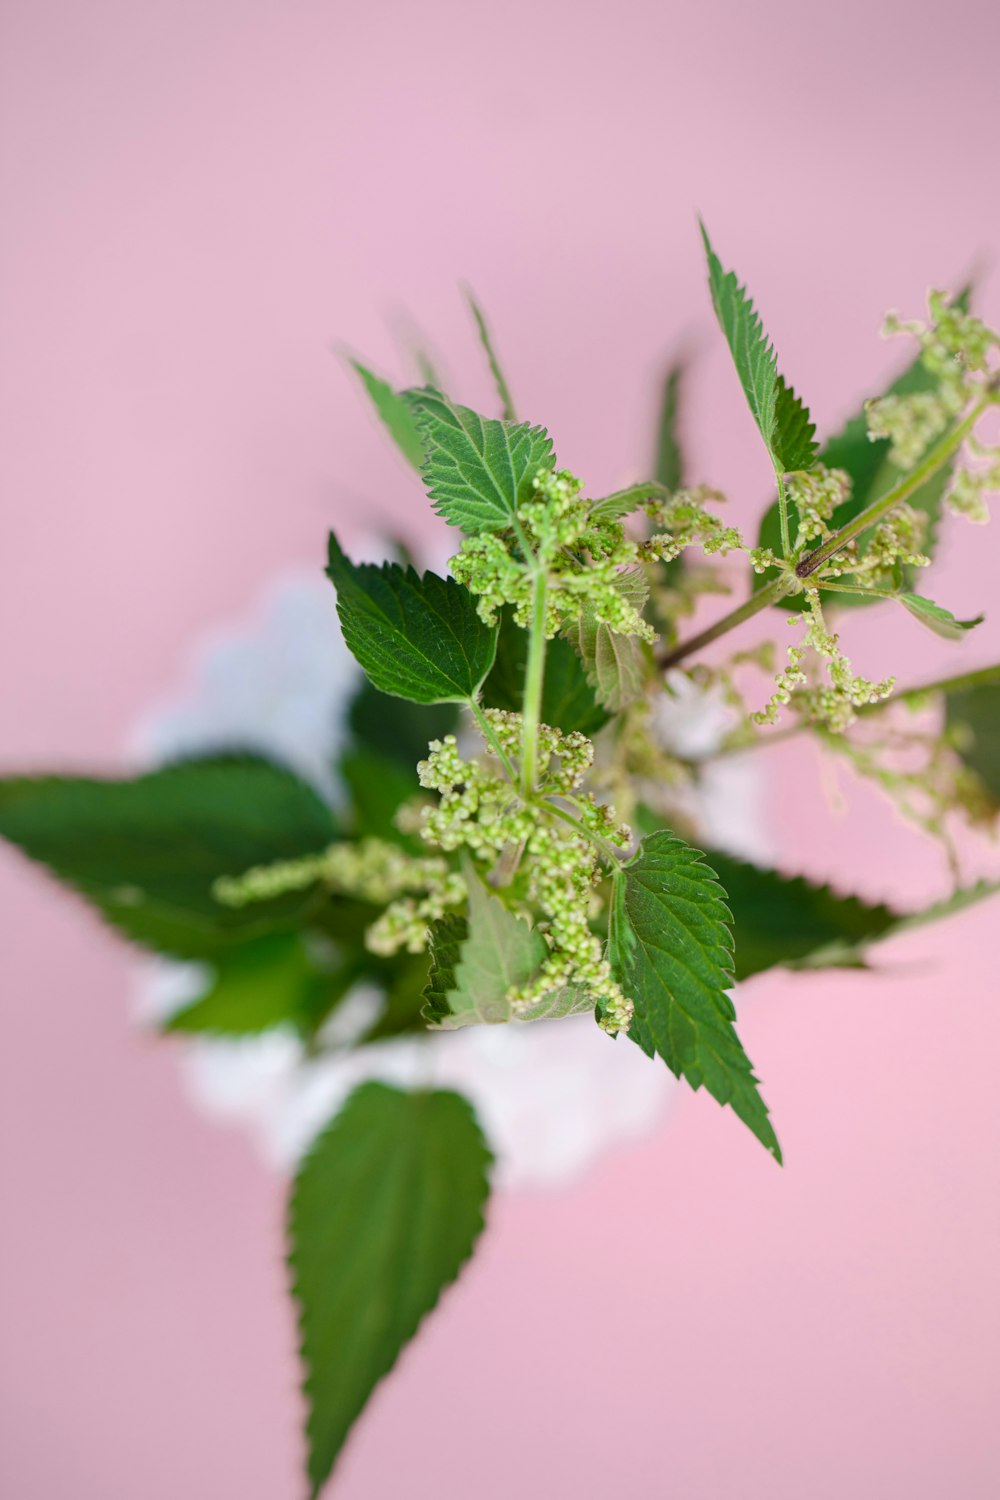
[609,830,781,1161]
[288,1081,491,1495]
[0,755,337,959]
[404,387,555,535]
[701,222,817,479]
[326,533,497,704]
[569,569,651,713]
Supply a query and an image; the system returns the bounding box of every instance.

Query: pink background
[2,1,1000,1495]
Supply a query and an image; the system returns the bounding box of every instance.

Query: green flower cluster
[753,593,895,732]
[640,484,745,561]
[450,468,655,643]
[413,712,635,1035]
[868,291,999,475]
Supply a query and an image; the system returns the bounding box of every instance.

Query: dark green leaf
[482,608,610,736]
[405,388,555,534]
[164,932,354,1036]
[338,749,422,848]
[609,830,780,1160]
[360,952,432,1042]
[464,287,517,420]
[946,674,1000,800]
[0,755,336,958]
[703,850,898,979]
[348,359,425,470]
[422,870,546,1029]
[288,1082,491,1495]
[701,222,817,477]
[654,355,688,492]
[327,533,497,704]
[900,593,984,641]
[345,678,458,770]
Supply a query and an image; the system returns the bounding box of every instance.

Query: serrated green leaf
[609,830,780,1160]
[946,674,1000,800]
[876,878,1000,941]
[701,222,817,478]
[464,287,517,420]
[900,592,984,641]
[423,870,546,1029]
[164,932,354,1036]
[288,1082,491,1495]
[569,570,650,713]
[348,359,425,470]
[702,849,899,979]
[326,534,497,704]
[405,388,555,534]
[482,607,610,737]
[0,755,336,958]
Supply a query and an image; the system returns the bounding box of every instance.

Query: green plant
[3,228,1000,1495]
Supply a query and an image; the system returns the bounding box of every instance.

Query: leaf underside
[423,871,547,1028]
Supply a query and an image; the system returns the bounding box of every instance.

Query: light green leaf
[515,984,593,1022]
[701,222,817,477]
[609,830,780,1160]
[569,569,650,712]
[587,481,669,524]
[0,755,336,958]
[900,592,984,641]
[288,1082,491,1496]
[482,607,610,737]
[348,359,425,470]
[405,388,555,534]
[423,869,547,1029]
[164,932,353,1036]
[464,287,517,420]
[327,533,497,704]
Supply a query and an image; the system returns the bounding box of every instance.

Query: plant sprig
[2,223,999,1496]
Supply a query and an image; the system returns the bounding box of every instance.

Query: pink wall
[2,1,999,1495]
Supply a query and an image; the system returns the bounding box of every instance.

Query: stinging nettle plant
[4,224,1000,1494]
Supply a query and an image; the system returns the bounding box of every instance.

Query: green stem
[869,660,1000,708]
[469,699,518,782]
[809,579,898,602]
[776,471,792,558]
[796,396,990,579]
[657,571,795,671]
[520,568,549,795]
[544,798,624,864]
